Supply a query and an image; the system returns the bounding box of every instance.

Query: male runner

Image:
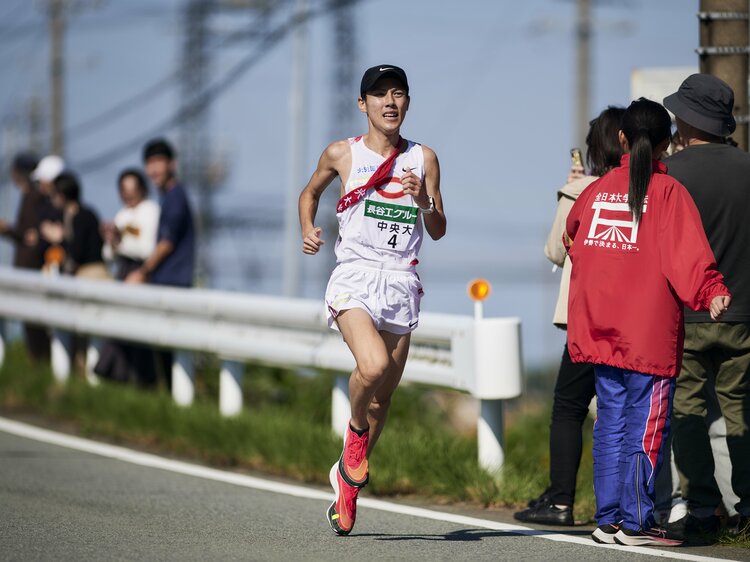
[298,64,446,536]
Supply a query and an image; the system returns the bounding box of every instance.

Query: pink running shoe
[338,423,369,488]
[327,462,360,536]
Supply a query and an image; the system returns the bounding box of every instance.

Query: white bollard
[172,351,194,407]
[219,360,243,417]
[84,339,101,387]
[331,375,350,436]
[478,398,505,474]
[51,330,72,383]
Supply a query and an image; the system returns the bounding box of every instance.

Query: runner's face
[360,76,409,133]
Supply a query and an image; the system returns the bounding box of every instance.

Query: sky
[0,0,701,368]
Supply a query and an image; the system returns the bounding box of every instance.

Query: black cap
[663,74,736,137]
[360,64,409,98]
[143,138,176,162]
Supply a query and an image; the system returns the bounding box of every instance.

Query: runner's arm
[298,141,347,255]
[421,146,446,240]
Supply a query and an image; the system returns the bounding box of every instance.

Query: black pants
[23,323,50,362]
[548,344,596,506]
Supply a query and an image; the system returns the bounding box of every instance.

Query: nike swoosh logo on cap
[379,67,394,72]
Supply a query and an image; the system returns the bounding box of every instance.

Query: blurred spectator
[40,172,109,279]
[39,171,109,375]
[102,168,160,279]
[0,152,50,360]
[125,139,195,389]
[95,168,159,386]
[29,155,65,271]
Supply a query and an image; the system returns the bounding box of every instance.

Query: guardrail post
[0,320,5,369]
[331,375,350,436]
[471,316,523,475]
[478,399,505,474]
[84,338,101,387]
[172,351,194,406]
[50,330,72,383]
[219,360,243,416]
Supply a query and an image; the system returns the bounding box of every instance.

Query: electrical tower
[329,0,358,140]
[317,0,358,285]
[178,0,278,285]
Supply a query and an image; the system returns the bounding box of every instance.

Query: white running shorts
[325,262,424,335]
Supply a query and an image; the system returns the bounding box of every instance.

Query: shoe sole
[591,528,617,544]
[327,463,351,536]
[613,531,682,547]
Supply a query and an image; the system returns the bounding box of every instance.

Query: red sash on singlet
[336,137,405,213]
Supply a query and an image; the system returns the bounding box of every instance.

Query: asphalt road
[0,419,747,562]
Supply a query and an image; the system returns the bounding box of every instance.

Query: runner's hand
[401,167,429,208]
[710,295,731,321]
[303,227,324,255]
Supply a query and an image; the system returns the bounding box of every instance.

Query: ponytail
[621,98,672,224]
[628,130,652,224]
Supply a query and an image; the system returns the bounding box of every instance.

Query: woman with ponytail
[564,98,731,547]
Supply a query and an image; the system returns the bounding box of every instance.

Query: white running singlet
[325,136,426,334]
[334,136,425,266]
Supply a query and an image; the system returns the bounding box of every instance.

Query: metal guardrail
[0,266,523,472]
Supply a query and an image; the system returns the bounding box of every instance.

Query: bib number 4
[362,200,418,252]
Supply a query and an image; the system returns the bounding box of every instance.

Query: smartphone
[570,148,584,168]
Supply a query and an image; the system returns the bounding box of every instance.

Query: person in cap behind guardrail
[298,64,446,536]
[0,152,50,361]
[29,155,65,273]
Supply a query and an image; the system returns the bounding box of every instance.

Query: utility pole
[574,0,591,153]
[697,0,749,150]
[49,0,65,157]
[28,97,45,154]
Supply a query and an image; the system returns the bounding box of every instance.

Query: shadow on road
[354,528,594,542]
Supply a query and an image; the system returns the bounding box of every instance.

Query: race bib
[361,199,419,251]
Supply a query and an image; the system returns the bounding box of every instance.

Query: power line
[73,0,361,174]
[64,4,283,141]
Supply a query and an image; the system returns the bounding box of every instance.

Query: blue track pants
[593,365,675,531]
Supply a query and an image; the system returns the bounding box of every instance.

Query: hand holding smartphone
[568,147,585,183]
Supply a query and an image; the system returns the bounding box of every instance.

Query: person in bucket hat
[663,73,750,538]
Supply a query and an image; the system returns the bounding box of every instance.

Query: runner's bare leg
[336,308,392,431]
[366,330,410,456]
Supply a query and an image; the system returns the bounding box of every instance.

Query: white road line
[0,417,737,562]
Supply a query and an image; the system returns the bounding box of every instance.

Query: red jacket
[565,155,729,377]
